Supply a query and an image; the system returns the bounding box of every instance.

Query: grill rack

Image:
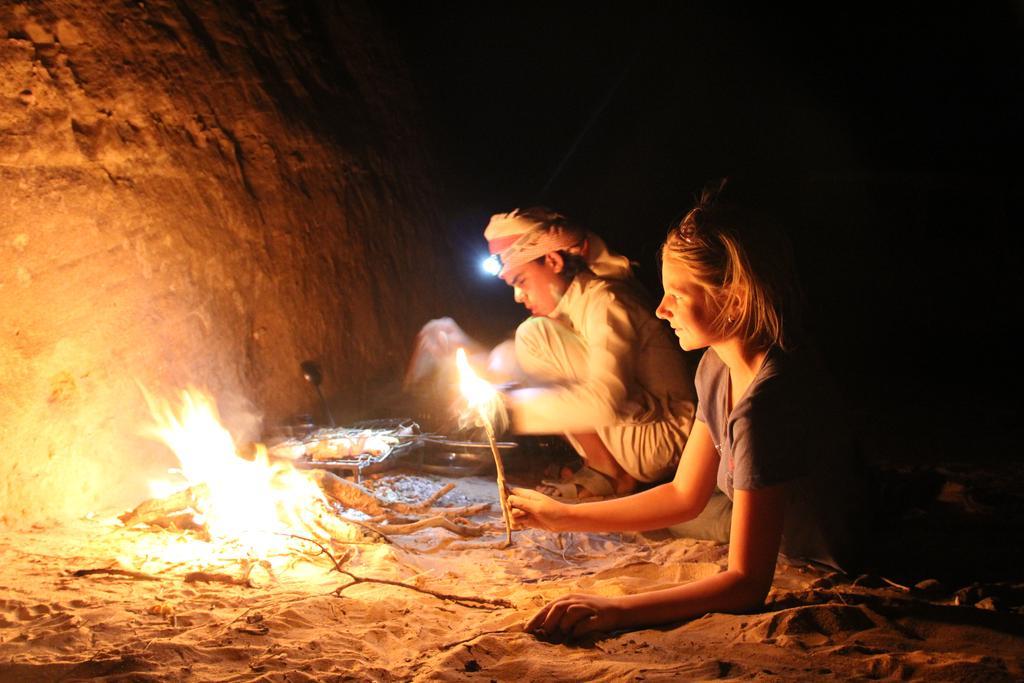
[267,421,423,483]
[266,420,519,482]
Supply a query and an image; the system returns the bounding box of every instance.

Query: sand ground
[1,464,1022,682]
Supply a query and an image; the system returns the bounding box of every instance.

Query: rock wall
[0,1,456,525]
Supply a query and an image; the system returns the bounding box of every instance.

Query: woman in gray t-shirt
[509,180,865,639]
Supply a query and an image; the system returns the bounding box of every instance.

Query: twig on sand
[367,502,492,524]
[364,516,487,538]
[881,576,913,593]
[72,567,168,582]
[333,573,512,609]
[183,571,247,586]
[412,483,456,510]
[280,532,511,609]
[277,533,352,572]
[181,559,275,588]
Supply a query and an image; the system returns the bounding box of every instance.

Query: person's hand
[508,487,571,532]
[405,317,481,385]
[526,593,623,641]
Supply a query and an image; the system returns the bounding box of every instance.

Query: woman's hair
[661,179,804,351]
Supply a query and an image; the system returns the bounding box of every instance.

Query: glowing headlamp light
[481,254,501,277]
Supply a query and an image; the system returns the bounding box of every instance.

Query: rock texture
[0,0,456,525]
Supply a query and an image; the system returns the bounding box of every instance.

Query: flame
[454,348,507,432]
[141,387,327,557]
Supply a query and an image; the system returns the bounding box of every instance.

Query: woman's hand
[526,593,624,640]
[507,487,571,532]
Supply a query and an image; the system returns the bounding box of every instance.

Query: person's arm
[404,317,487,385]
[525,483,788,639]
[508,420,720,533]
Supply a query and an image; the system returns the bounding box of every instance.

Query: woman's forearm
[614,569,770,629]
[610,486,786,629]
[559,482,705,532]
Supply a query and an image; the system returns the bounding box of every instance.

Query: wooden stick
[365,516,486,537]
[72,567,167,581]
[118,483,210,527]
[411,483,456,510]
[308,470,385,515]
[283,532,511,609]
[481,419,513,547]
[333,574,513,609]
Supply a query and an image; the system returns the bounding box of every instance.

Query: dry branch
[364,516,486,537]
[283,533,511,609]
[72,568,167,581]
[309,470,386,515]
[410,482,456,509]
[482,420,513,547]
[184,571,249,586]
[333,574,513,609]
[119,484,210,527]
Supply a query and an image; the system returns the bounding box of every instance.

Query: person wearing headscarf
[410,207,696,497]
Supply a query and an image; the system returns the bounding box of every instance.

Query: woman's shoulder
[695,348,726,392]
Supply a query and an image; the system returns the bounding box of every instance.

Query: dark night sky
[376,3,1023,460]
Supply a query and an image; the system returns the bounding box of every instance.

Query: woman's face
[501,252,568,318]
[656,259,724,351]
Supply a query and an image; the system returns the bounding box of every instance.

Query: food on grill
[311,434,396,461]
[267,429,400,462]
[270,440,308,459]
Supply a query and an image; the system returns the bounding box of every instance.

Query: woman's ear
[545,251,565,274]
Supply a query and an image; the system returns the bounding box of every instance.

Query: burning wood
[121,466,493,547]
[124,387,498,567]
[110,382,523,627]
[118,483,209,528]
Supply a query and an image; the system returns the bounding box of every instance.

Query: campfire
[137,386,332,558]
[98,385,514,606]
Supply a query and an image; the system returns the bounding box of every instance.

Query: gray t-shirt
[696,346,865,569]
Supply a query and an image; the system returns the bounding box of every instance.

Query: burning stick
[455,348,513,547]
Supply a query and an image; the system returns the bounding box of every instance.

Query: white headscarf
[483,210,633,280]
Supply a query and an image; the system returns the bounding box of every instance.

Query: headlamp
[481,254,501,277]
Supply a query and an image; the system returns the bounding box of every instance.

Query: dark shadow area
[376,2,1022,432]
[369,1,1024,602]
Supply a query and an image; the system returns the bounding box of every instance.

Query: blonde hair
[661,180,803,351]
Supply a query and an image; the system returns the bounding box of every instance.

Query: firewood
[307,469,385,515]
[72,567,167,581]
[118,483,210,527]
[410,482,456,509]
[364,515,486,537]
[431,502,491,517]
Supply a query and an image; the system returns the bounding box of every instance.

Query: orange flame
[141,387,327,556]
[454,348,507,431]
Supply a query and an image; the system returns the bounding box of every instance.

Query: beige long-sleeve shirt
[511,272,696,436]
